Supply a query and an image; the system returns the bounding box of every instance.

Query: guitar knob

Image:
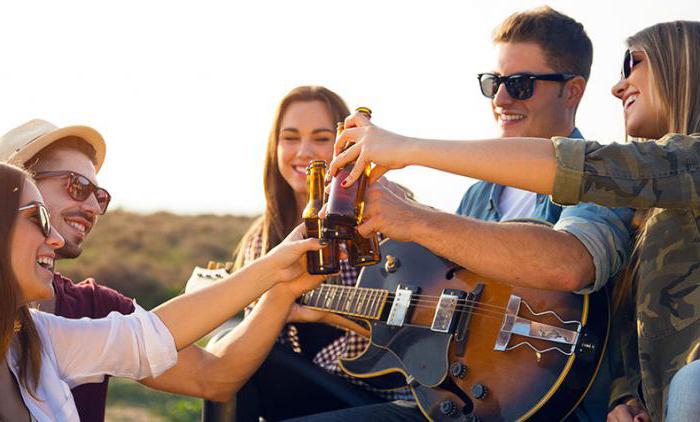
[385,255,400,273]
[207,261,217,270]
[471,383,488,400]
[465,414,481,422]
[450,362,468,378]
[439,400,458,417]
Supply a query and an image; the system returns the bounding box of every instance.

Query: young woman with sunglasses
[0,162,326,421]
[219,86,412,421]
[331,21,700,422]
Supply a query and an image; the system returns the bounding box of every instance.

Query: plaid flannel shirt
[241,230,413,401]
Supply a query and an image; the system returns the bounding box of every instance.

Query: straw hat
[0,119,106,172]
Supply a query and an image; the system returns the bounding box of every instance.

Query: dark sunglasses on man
[34,171,111,215]
[18,201,52,238]
[621,49,642,79]
[477,72,576,100]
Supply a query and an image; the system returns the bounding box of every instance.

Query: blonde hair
[614,21,700,310]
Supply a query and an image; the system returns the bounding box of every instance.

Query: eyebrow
[279,128,335,134]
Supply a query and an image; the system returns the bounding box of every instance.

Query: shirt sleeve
[552,134,700,209]
[553,203,634,293]
[33,302,177,388]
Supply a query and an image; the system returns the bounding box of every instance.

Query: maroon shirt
[52,273,135,422]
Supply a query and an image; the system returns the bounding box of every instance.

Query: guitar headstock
[185,261,234,294]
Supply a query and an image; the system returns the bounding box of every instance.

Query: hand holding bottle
[330,110,418,186]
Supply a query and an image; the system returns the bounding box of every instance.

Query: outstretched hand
[329,110,415,187]
[262,224,325,284]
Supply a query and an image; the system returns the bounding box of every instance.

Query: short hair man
[295,7,632,421]
[0,119,312,421]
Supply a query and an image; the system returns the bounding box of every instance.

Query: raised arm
[333,111,700,209]
[330,111,556,194]
[152,226,325,351]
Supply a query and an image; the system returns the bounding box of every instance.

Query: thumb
[368,166,389,185]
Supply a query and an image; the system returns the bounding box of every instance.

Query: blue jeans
[666,360,700,422]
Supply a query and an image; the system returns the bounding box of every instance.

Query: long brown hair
[234,86,350,267]
[0,163,43,394]
[613,21,700,310]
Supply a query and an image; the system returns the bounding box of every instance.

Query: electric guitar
[299,239,608,421]
[188,240,609,421]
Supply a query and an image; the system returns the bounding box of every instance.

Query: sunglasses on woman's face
[34,171,111,215]
[477,72,576,100]
[621,49,643,79]
[18,202,52,238]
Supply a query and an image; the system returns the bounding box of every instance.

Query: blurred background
[1,0,696,419]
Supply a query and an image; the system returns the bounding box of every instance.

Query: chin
[56,242,82,259]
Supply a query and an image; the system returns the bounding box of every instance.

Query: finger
[318,203,328,219]
[289,237,325,253]
[356,219,376,238]
[634,413,651,422]
[341,155,369,188]
[329,142,361,177]
[368,166,389,185]
[284,223,308,242]
[344,110,372,129]
[334,127,361,157]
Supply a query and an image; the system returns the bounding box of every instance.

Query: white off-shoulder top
[5,303,177,421]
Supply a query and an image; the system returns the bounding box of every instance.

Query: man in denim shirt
[294,7,632,422]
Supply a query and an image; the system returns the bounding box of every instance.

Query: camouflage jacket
[551,133,700,421]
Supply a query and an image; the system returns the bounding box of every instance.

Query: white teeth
[500,113,525,122]
[67,220,86,234]
[625,95,638,108]
[292,165,307,174]
[36,257,54,268]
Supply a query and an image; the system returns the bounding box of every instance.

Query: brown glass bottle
[323,122,366,239]
[347,107,381,266]
[303,160,340,274]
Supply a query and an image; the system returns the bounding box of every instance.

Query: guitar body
[338,240,609,421]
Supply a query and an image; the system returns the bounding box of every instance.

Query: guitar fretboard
[300,284,389,320]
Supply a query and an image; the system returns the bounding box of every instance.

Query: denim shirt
[455,128,634,293]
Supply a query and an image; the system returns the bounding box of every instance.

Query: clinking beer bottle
[323,121,367,239]
[303,160,340,274]
[348,107,381,266]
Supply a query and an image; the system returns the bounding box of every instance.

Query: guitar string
[309,286,510,312]
[303,292,512,319]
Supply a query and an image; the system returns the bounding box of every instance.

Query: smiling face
[276,100,336,203]
[32,148,102,259]
[491,42,578,138]
[611,48,668,139]
[11,180,65,304]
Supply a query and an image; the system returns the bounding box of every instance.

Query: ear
[565,76,587,108]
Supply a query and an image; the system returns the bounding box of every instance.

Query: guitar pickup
[431,289,465,333]
[386,285,416,327]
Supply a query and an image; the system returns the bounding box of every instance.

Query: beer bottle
[348,107,381,266]
[303,160,340,274]
[323,121,369,239]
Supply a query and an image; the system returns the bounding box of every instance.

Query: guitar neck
[299,284,389,320]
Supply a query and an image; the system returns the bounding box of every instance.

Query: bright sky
[0,1,696,215]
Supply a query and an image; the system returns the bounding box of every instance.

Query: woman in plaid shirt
[229,86,412,421]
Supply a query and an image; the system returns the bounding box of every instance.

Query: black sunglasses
[18,202,52,238]
[477,72,576,100]
[622,49,642,79]
[34,171,111,215]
